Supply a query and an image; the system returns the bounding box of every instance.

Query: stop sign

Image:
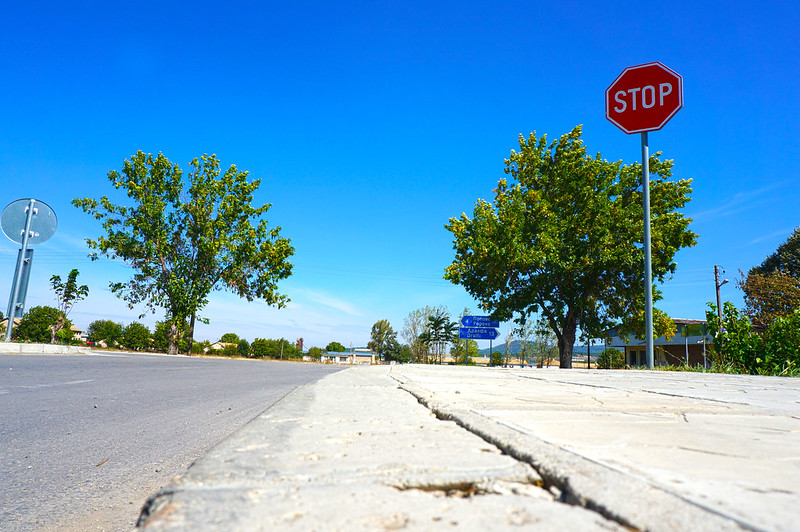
[605,62,683,134]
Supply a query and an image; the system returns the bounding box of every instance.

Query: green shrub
[596,348,625,369]
[707,303,800,376]
[190,341,207,354]
[222,344,238,356]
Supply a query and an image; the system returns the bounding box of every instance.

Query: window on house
[628,349,646,366]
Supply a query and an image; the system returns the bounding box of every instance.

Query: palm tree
[425,309,458,364]
[418,330,432,364]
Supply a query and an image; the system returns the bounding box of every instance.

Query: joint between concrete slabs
[390,376,749,532]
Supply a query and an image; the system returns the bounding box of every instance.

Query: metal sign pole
[5,199,36,341]
[641,133,654,369]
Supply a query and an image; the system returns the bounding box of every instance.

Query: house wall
[623,342,710,368]
[610,322,712,368]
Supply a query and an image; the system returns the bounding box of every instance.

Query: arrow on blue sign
[459,327,500,340]
[460,315,500,328]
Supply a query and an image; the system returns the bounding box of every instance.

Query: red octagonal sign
[605,62,683,134]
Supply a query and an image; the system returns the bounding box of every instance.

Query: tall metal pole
[587,338,591,369]
[714,265,727,325]
[641,133,654,369]
[5,199,36,342]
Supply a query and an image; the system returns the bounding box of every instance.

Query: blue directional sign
[461,315,500,328]
[459,327,500,340]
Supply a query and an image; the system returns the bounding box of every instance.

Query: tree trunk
[167,322,179,355]
[186,313,195,356]
[49,315,66,344]
[558,310,577,369]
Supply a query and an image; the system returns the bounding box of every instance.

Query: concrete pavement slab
[389,365,800,531]
[137,366,623,531]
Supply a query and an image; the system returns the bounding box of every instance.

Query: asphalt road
[0,352,343,531]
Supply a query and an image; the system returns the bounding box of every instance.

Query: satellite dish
[1,199,58,245]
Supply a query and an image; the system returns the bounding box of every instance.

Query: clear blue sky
[1,1,798,349]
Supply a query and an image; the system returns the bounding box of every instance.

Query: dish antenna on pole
[2,198,58,341]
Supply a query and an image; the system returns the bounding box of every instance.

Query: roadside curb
[0,342,92,355]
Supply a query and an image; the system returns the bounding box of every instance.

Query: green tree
[49,269,89,344]
[325,341,347,353]
[276,338,298,359]
[237,338,250,357]
[14,306,68,344]
[425,309,457,364]
[381,340,411,363]
[121,321,150,351]
[739,270,800,331]
[489,351,503,367]
[152,321,187,353]
[249,337,296,359]
[514,320,535,367]
[451,337,478,364]
[220,332,240,344]
[615,307,677,343]
[402,305,445,364]
[87,320,124,348]
[741,226,800,331]
[308,346,324,360]
[418,330,433,364]
[531,321,559,368]
[251,338,270,358]
[368,319,397,362]
[445,126,696,367]
[750,226,800,278]
[73,151,294,355]
[397,344,412,363]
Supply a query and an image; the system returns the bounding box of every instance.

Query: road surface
[0,352,343,531]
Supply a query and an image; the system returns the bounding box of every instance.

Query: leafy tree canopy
[237,338,251,357]
[325,341,347,353]
[384,343,411,363]
[220,332,240,344]
[445,126,696,367]
[739,269,800,330]
[49,269,89,343]
[122,322,150,351]
[741,227,800,330]
[14,306,69,344]
[72,151,294,355]
[367,319,397,360]
[402,305,447,364]
[87,320,124,347]
[250,337,297,359]
[750,226,800,278]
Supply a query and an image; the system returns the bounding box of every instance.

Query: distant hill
[477,342,610,356]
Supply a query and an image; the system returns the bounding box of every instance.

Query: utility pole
[714,265,729,326]
[587,338,591,369]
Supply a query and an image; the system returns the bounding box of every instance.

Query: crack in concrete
[393,380,642,531]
